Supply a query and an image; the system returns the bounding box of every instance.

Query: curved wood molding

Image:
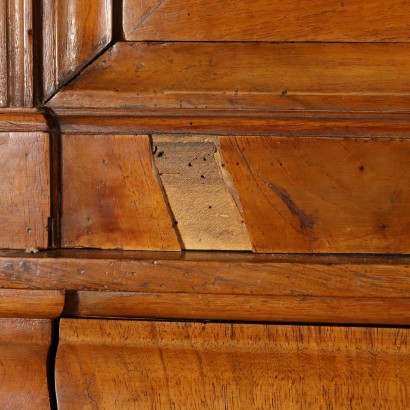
[56,320,410,409]
[0,318,53,409]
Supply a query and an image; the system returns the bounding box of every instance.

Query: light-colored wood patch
[61,134,181,251]
[153,136,251,250]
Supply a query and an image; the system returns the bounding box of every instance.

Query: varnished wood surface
[48,42,410,112]
[153,136,251,250]
[0,289,64,318]
[56,319,410,409]
[0,0,33,107]
[220,136,410,253]
[124,0,410,42]
[0,318,52,409]
[61,134,180,250]
[0,250,408,297]
[41,0,112,102]
[65,291,410,325]
[60,134,410,253]
[0,111,49,132]
[55,109,410,137]
[0,133,50,249]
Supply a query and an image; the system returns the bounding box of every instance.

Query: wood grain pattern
[124,0,410,42]
[153,136,251,250]
[0,289,64,318]
[56,319,410,409]
[48,42,410,112]
[221,136,410,253]
[0,251,408,297]
[41,0,112,102]
[0,0,33,106]
[0,133,50,249]
[65,291,410,325]
[0,318,52,409]
[61,134,180,250]
[0,111,49,132]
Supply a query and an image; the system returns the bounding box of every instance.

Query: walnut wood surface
[61,134,410,253]
[220,136,410,253]
[0,318,52,409]
[61,134,180,250]
[41,0,112,102]
[0,289,64,318]
[56,319,410,409]
[0,0,33,107]
[124,0,410,42]
[48,42,410,112]
[0,133,50,249]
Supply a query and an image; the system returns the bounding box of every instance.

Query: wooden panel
[0,289,64,318]
[42,0,112,102]
[0,133,50,250]
[56,320,410,409]
[65,291,410,325]
[153,136,251,250]
[0,0,33,106]
[1,251,409,298]
[220,136,410,253]
[48,42,410,112]
[61,134,180,250]
[124,0,410,42]
[0,318,52,409]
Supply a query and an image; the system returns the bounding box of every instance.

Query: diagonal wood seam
[129,0,169,36]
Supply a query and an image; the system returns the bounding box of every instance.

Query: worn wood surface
[0,133,50,249]
[48,42,410,112]
[0,289,64,318]
[56,319,410,409]
[124,0,410,42]
[0,318,52,409]
[0,0,33,107]
[61,134,180,250]
[65,291,410,325]
[0,250,408,297]
[55,110,410,137]
[41,0,112,102]
[221,136,410,253]
[153,136,251,250]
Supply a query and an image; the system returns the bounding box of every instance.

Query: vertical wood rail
[0,0,33,107]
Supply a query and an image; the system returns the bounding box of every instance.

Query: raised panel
[124,0,410,42]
